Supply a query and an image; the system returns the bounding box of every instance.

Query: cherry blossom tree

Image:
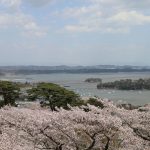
[0,100,149,150]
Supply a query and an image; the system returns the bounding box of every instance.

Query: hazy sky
[0,0,150,66]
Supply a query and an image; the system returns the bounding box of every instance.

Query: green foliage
[15,82,32,88]
[97,78,150,90]
[27,82,82,110]
[0,81,20,107]
[0,100,5,108]
[86,98,104,109]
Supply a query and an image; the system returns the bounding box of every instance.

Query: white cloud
[65,25,94,32]
[1,0,150,34]
[61,5,102,18]
[0,0,21,10]
[121,0,150,9]
[25,0,53,7]
[0,0,47,37]
[58,0,150,33]
[90,0,150,9]
[0,0,53,8]
[0,13,47,37]
[110,11,150,25]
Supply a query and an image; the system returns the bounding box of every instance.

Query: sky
[0,0,150,66]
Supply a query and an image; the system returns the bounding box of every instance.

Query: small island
[97,78,150,90]
[85,78,102,83]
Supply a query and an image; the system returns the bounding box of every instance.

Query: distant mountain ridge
[0,65,150,75]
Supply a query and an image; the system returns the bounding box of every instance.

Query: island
[97,78,150,90]
[85,78,102,83]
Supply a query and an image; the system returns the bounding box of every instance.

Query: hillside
[0,65,150,75]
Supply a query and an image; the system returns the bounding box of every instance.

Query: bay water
[1,72,150,105]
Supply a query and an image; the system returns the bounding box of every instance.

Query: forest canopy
[97,78,150,90]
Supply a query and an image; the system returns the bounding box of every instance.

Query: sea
[1,72,150,105]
